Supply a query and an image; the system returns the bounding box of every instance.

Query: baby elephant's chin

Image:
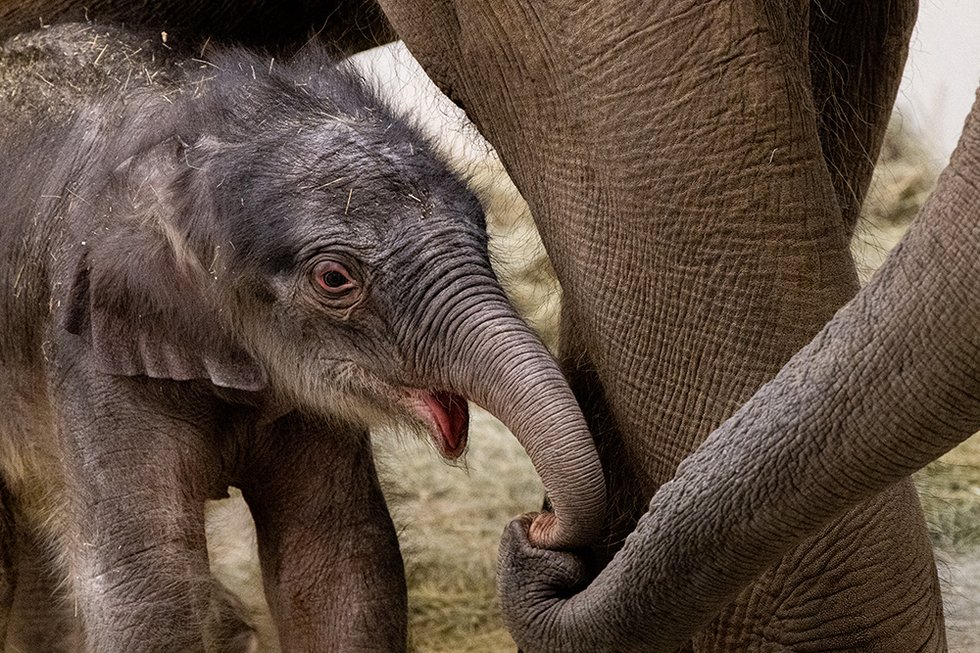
[400,390,469,460]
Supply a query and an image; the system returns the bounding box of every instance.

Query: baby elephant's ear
[62,243,267,392]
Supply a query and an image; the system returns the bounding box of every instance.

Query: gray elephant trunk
[430,298,606,550]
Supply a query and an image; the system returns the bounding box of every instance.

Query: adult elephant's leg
[693,5,945,651]
[0,488,13,643]
[702,6,944,649]
[378,1,941,650]
[808,1,918,231]
[238,413,407,653]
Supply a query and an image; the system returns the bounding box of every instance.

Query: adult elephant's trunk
[408,281,606,550]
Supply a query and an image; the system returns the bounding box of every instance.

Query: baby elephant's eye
[313,260,356,294]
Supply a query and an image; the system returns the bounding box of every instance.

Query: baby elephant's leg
[2,511,256,653]
[240,414,407,653]
[56,371,226,653]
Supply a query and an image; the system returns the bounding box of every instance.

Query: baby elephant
[0,23,605,652]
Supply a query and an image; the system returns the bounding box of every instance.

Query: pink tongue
[424,392,469,459]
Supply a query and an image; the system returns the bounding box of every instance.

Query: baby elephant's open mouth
[402,390,469,459]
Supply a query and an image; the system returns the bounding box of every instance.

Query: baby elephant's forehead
[297,117,415,166]
[272,177,433,252]
[281,134,434,204]
[276,179,482,271]
[292,135,467,221]
[238,116,485,267]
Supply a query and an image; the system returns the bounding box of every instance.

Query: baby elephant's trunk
[422,288,607,550]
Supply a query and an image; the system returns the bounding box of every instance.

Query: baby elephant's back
[0,23,187,127]
[0,24,187,382]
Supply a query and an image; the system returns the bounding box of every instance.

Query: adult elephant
[500,90,980,651]
[0,1,952,650]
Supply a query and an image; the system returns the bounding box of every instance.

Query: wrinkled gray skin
[0,24,605,652]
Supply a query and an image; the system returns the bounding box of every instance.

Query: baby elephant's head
[66,51,604,549]
[200,82,499,461]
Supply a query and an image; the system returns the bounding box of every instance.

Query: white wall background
[897,0,980,162]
